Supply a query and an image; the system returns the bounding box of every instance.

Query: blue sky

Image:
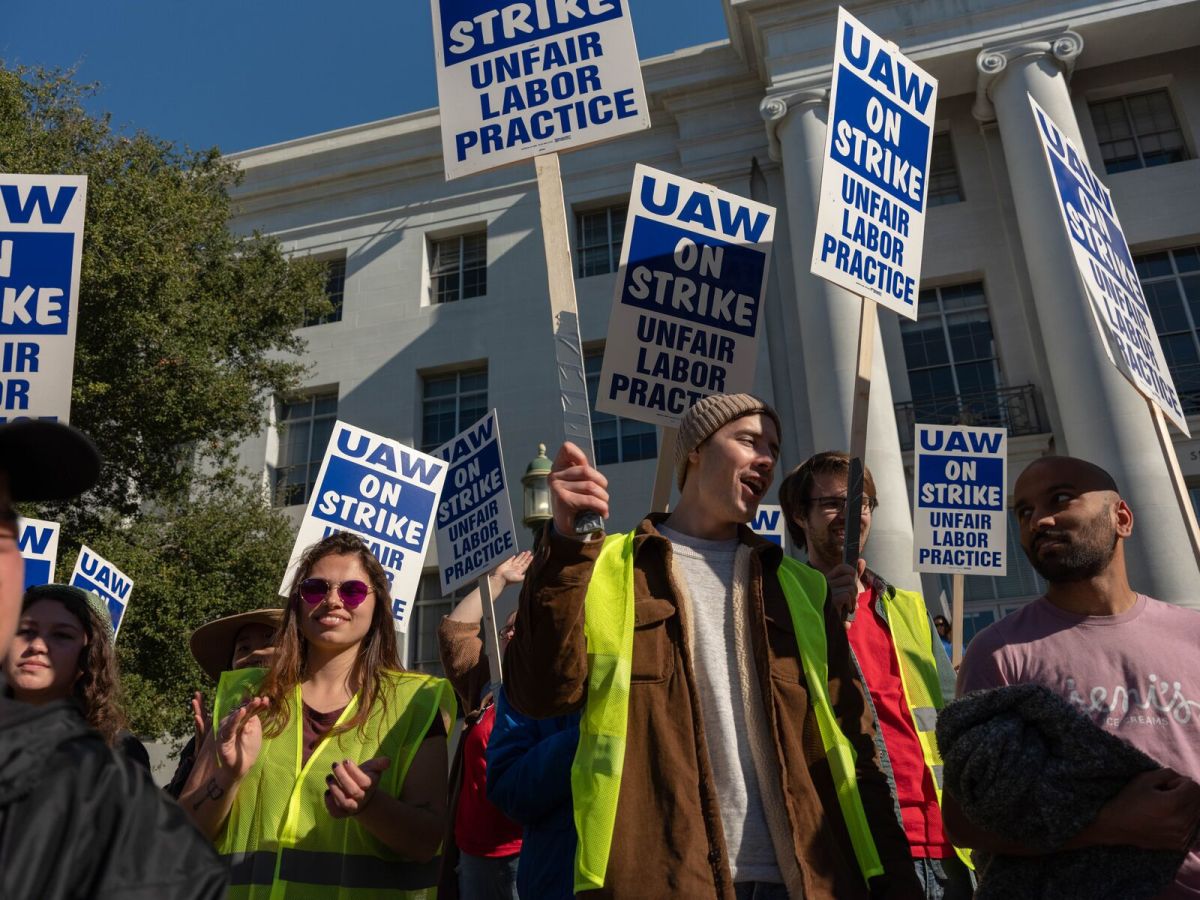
[6,1,730,154]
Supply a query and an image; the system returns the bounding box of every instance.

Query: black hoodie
[0,695,227,899]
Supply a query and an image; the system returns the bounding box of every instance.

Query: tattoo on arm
[192,777,225,812]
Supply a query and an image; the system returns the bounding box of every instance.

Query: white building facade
[228,0,1200,670]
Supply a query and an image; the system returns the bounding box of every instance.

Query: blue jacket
[486,686,580,900]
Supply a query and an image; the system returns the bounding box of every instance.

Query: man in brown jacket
[504,393,919,899]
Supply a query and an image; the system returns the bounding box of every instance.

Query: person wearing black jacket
[0,420,227,899]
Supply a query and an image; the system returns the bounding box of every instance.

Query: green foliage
[0,63,330,527]
[84,477,296,737]
[0,64,327,736]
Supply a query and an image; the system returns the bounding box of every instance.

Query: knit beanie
[675,393,782,489]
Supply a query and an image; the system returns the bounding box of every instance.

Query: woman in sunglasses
[180,531,455,899]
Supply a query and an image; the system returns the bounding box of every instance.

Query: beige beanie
[675,393,782,489]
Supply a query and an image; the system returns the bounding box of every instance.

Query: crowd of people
[0,392,1197,899]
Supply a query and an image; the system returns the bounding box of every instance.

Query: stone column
[762,90,921,592]
[975,32,1200,606]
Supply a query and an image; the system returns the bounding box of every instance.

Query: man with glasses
[506,396,919,899]
[780,452,971,899]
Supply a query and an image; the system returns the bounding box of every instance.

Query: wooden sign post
[479,573,503,686]
[843,298,876,575]
[950,573,965,667]
[650,427,680,513]
[1150,401,1200,565]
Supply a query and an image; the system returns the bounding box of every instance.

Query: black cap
[0,421,101,502]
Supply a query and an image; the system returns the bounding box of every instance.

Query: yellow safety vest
[570,533,883,892]
[213,667,456,900]
[878,586,974,871]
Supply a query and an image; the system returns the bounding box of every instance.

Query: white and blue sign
[0,175,88,423]
[70,545,134,638]
[433,409,518,593]
[18,517,60,590]
[431,0,650,180]
[281,420,449,632]
[1030,95,1188,436]
[751,504,786,550]
[913,425,1007,576]
[596,165,777,427]
[811,8,937,320]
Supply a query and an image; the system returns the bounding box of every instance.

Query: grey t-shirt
[659,524,782,884]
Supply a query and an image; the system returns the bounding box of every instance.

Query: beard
[811,525,862,567]
[1027,513,1118,582]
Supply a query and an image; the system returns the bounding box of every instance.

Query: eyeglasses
[298,578,373,609]
[808,495,879,515]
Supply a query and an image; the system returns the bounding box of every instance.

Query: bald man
[950,456,1200,898]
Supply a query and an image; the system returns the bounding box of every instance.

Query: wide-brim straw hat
[189,608,284,682]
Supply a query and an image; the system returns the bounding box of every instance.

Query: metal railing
[894,384,1048,451]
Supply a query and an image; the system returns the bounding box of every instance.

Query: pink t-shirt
[958,594,1200,898]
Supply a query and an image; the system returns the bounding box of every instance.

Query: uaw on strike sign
[281,422,449,631]
[1030,95,1189,436]
[433,410,518,593]
[811,9,936,320]
[596,165,776,427]
[0,175,88,422]
[913,425,1007,576]
[431,0,650,179]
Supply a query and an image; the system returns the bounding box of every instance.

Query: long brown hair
[18,586,130,747]
[258,531,401,739]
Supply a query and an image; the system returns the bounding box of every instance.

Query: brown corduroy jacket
[504,515,921,899]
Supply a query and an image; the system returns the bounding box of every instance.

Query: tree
[1,64,328,736]
[87,476,298,737]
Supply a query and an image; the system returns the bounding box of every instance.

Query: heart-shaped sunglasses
[298,578,372,609]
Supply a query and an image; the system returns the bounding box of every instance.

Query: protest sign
[18,517,60,590]
[1030,95,1188,436]
[751,504,786,549]
[433,409,518,593]
[596,164,776,428]
[810,8,937,320]
[280,421,448,632]
[912,425,1007,576]
[70,545,134,637]
[0,174,88,423]
[430,0,650,180]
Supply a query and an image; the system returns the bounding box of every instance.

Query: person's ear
[1114,498,1133,539]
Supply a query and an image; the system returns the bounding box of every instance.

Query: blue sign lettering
[0,184,78,226]
[314,455,437,551]
[620,218,763,338]
[0,233,74,336]
[441,0,624,64]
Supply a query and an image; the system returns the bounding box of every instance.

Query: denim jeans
[914,854,975,900]
[733,882,790,900]
[457,851,519,900]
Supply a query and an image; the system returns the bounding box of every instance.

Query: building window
[274,392,337,506]
[926,133,964,207]
[584,349,656,464]
[901,282,1002,419]
[1089,89,1189,175]
[576,204,627,277]
[1189,484,1200,523]
[421,367,488,453]
[1135,245,1200,415]
[304,256,346,327]
[430,231,487,304]
[409,573,473,677]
